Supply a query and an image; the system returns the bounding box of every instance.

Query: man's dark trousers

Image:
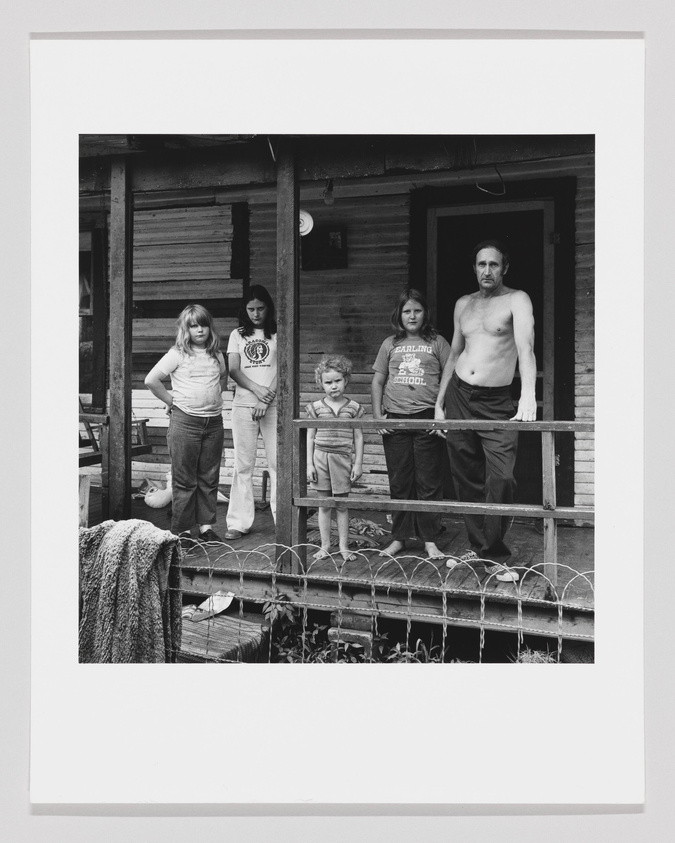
[445,372,519,565]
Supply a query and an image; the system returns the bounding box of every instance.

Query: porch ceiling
[79,134,259,157]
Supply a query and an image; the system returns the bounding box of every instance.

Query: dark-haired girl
[371,289,450,560]
[224,285,278,539]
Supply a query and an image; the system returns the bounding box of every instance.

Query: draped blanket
[79,519,182,663]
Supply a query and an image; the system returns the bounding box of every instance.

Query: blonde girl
[145,304,226,542]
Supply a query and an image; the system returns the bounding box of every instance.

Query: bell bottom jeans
[167,407,224,535]
[226,404,277,533]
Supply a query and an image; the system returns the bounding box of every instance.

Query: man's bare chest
[460,296,514,339]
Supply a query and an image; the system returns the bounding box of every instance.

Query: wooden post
[91,228,108,412]
[100,424,110,519]
[275,139,302,571]
[79,474,91,528]
[542,200,556,422]
[541,430,558,586]
[108,156,133,520]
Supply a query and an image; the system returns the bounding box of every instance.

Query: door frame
[409,177,578,503]
[426,199,555,420]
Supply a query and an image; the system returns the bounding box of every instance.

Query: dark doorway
[412,180,577,508]
[434,206,548,504]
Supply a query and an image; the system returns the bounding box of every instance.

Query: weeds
[512,646,558,664]
[263,596,450,663]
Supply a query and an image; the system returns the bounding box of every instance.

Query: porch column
[275,139,302,568]
[108,156,134,520]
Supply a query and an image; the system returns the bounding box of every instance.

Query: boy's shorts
[310,449,352,496]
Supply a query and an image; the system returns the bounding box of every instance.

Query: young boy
[306,354,365,562]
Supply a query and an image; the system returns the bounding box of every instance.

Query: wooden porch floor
[87,484,595,643]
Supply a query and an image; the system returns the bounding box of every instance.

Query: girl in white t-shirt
[224,285,278,539]
[145,304,226,543]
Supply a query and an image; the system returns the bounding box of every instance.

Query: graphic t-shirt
[227,328,278,407]
[372,334,451,414]
[156,347,226,417]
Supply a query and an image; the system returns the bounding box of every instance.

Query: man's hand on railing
[511,394,537,422]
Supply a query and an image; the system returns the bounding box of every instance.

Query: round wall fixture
[299,209,314,236]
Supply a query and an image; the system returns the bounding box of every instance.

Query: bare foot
[339,548,358,562]
[378,540,405,557]
[312,548,332,561]
[424,542,445,561]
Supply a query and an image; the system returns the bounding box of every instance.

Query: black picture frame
[301,225,348,271]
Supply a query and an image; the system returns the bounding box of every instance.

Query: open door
[418,181,576,506]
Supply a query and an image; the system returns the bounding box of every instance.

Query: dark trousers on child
[382,409,445,542]
[445,372,519,565]
[167,406,224,535]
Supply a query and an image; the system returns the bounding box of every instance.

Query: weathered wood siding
[573,170,595,510]
[247,193,409,495]
[245,167,595,505]
[80,139,594,506]
[127,200,262,493]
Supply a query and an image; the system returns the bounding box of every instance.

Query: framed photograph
[30,36,644,807]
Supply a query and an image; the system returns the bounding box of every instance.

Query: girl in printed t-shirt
[371,289,451,561]
[144,304,227,543]
[224,285,278,540]
[306,354,364,562]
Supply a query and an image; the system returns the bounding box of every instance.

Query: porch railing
[290,418,594,585]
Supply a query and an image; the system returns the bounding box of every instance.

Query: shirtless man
[434,240,537,582]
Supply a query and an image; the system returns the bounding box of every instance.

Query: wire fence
[175,538,595,665]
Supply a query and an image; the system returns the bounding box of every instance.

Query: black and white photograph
[77,132,596,667]
[27,35,645,808]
